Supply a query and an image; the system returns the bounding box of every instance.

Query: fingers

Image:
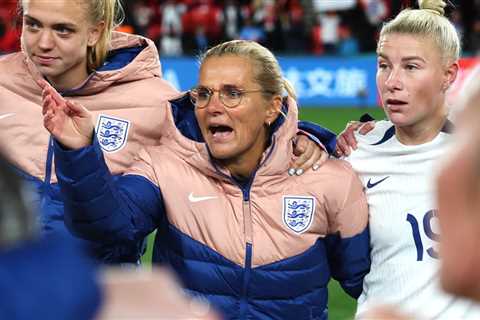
[314,149,328,169]
[36,78,50,90]
[294,145,325,174]
[49,87,65,106]
[335,120,364,157]
[358,121,375,135]
[42,86,65,107]
[66,100,89,117]
[290,136,321,175]
[39,81,66,113]
[292,135,307,157]
[335,134,351,157]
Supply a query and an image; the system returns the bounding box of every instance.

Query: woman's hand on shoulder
[335,120,375,157]
[289,134,328,176]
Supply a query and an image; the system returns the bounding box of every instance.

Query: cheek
[194,110,208,134]
[21,33,33,52]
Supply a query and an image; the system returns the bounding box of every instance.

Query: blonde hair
[20,0,124,72]
[378,0,460,64]
[85,0,124,71]
[200,40,297,101]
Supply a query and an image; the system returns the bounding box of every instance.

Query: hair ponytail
[87,0,124,71]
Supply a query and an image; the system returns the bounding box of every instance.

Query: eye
[405,64,419,71]
[24,20,40,31]
[223,87,243,99]
[55,26,74,36]
[194,87,211,100]
[377,61,388,70]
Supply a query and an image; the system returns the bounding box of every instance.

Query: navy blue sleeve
[325,229,371,299]
[298,121,337,155]
[0,235,101,320]
[54,137,166,245]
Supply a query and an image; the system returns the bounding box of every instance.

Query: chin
[387,115,410,127]
[208,146,235,160]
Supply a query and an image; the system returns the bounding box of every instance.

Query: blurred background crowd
[1,0,479,57]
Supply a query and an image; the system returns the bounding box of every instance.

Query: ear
[443,61,459,92]
[265,95,283,126]
[87,21,106,47]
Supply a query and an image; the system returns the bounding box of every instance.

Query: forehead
[199,55,256,87]
[23,0,89,24]
[377,33,440,61]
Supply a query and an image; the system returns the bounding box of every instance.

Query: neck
[220,131,269,180]
[395,107,449,145]
[46,59,90,92]
[48,73,89,92]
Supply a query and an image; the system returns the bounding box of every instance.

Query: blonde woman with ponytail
[41,39,370,320]
[334,0,480,318]
[0,0,181,264]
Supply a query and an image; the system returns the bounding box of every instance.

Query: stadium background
[1,0,479,318]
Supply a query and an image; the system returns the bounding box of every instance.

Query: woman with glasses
[1,0,328,266]
[41,40,370,320]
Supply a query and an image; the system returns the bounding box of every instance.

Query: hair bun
[418,0,447,16]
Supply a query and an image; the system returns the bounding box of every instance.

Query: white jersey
[346,120,480,319]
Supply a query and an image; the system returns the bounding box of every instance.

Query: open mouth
[386,98,407,106]
[209,124,233,140]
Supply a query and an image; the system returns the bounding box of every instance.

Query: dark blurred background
[1,0,479,57]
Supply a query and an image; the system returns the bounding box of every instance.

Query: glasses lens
[220,86,243,108]
[191,87,211,108]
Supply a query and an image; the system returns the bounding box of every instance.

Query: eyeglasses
[190,85,269,109]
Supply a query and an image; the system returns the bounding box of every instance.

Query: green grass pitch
[142,107,387,320]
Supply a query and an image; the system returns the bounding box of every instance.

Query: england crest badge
[282,196,315,234]
[95,115,130,153]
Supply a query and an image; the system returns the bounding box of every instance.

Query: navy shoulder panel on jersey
[441,119,454,134]
[371,125,395,145]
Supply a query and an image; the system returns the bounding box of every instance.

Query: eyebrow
[24,15,77,30]
[377,53,426,63]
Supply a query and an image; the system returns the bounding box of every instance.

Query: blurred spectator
[470,19,480,55]
[239,17,265,43]
[0,4,19,55]
[359,0,389,25]
[160,0,185,56]
[451,9,464,39]
[310,19,324,55]
[338,24,359,56]
[1,0,477,56]
[160,29,183,56]
[221,0,243,41]
[318,11,340,55]
[132,0,155,36]
[283,0,307,53]
[194,25,208,52]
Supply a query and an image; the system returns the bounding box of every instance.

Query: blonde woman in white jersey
[336,0,480,318]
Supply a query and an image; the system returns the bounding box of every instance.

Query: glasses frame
[189,85,270,109]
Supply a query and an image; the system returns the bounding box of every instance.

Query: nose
[38,30,55,50]
[384,68,403,91]
[204,91,224,113]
